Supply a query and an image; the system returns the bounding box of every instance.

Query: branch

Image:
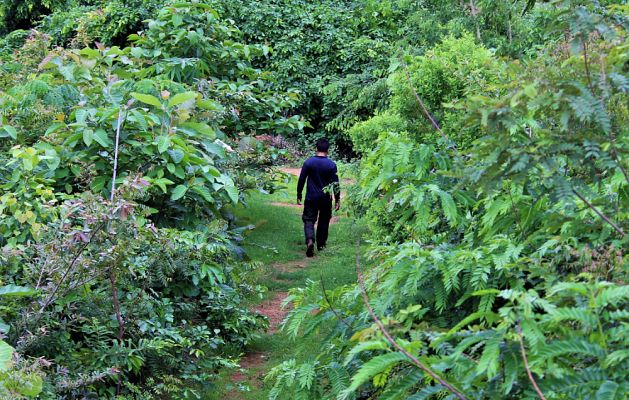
[582,39,595,94]
[355,239,468,400]
[110,106,125,202]
[573,189,625,237]
[38,221,107,314]
[319,276,353,330]
[399,56,451,144]
[516,322,547,400]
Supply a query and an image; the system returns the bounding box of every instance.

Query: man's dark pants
[302,196,332,248]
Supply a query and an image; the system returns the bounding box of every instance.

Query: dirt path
[225,165,346,396]
[228,170,309,392]
[230,292,290,388]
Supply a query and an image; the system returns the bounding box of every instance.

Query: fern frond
[298,362,316,390]
[343,352,409,394]
[595,285,629,309]
[595,380,619,400]
[407,384,445,400]
[537,339,605,363]
[327,362,351,398]
[344,340,389,366]
[603,350,629,368]
[379,369,423,400]
[477,331,503,378]
[549,307,597,329]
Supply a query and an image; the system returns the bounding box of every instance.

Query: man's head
[316,138,330,153]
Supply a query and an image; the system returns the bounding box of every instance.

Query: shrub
[347,112,407,154]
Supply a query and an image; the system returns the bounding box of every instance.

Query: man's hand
[297,198,302,206]
[335,201,340,211]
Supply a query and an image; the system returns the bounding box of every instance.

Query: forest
[0,0,627,399]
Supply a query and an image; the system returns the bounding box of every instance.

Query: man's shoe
[317,245,326,251]
[306,241,314,257]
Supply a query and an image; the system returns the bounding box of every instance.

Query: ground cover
[209,168,363,399]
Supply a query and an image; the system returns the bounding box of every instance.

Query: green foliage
[347,112,408,154]
[387,34,499,148]
[1,189,266,398]
[0,1,301,397]
[270,2,629,400]
[0,1,305,242]
[0,0,67,34]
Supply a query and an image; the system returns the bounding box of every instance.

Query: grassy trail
[209,169,361,399]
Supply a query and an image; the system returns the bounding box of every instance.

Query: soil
[273,258,309,272]
[229,292,290,389]
[230,351,268,384]
[269,201,302,209]
[252,292,290,334]
[279,167,301,176]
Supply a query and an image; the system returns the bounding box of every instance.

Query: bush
[0,2,304,397]
[2,192,265,398]
[347,112,408,154]
[389,34,499,147]
[269,3,629,399]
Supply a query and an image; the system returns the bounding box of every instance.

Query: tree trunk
[469,0,481,41]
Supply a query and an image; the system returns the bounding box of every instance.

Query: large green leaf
[191,186,214,203]
[0,125,17,140]
[156,135,171,153]
[94,128,112,148]
[16,374,43,397]
[131,92,163,108]
[0,285,37,297]
[170,185,188,201]
[178,122,215,139]
[82,128,94,146]
[0,340,14,371]
[168,91,197,107]
[168,148,185,164]
[596,381,619,400]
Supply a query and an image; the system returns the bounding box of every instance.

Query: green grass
[207,175,364,399]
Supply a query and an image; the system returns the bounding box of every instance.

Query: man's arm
[332,164,341,210]
[296,163,308,204]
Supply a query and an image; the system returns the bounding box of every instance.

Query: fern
[327,362,352,398]
[282,303,319,339]
[379,369,424,400]
[407,384,445,400]
[298,362,316,390]
[344,340,389,366]
[537,339,606,363]
[596,380,620,400]
[595,285,629,309]
[549,307,597,329]
[603,350,629,368]
[343,352,409,394]
[477,331,503,378]
[567,83,611,134]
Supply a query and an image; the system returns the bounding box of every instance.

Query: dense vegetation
[0,0,627,399]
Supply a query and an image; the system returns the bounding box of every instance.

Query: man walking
[297,138,340,257]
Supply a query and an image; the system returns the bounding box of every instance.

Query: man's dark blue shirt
[297,156,340,202]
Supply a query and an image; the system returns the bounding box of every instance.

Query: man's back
[297,156,340,202]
